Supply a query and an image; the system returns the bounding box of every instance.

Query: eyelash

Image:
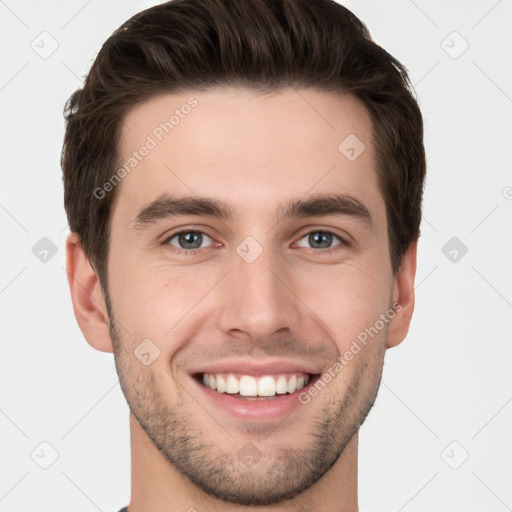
[162,228,350,256]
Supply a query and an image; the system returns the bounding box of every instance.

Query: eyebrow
[133,192,372,228]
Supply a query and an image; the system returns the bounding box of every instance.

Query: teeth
[225,374,239,394]
[258,376,275,396]
[216,374,226,393]
[275,375,288,394]
[201,372,311,397]
[239,376,258,396]
[287,374,297,394]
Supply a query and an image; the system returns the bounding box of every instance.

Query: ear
[65,233,114,353]
[387,239,418,349]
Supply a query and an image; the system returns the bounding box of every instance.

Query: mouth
[194,371,317,400]
[188,360,324,421]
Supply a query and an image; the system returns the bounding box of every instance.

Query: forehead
[114,87,382,222]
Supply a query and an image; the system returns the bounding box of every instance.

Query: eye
[165,230,215,252]
[163,228,348,255]
[296,230,344,251]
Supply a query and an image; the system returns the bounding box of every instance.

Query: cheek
[299,262,393,349]
[109,260,213,338]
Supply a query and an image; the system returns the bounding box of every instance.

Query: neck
[127,412,359,512]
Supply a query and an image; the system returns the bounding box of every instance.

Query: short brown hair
[62,0,426,284]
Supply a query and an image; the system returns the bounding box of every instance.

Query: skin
[66,87,417,512]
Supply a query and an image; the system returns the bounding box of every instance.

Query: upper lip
[189,359,322,377]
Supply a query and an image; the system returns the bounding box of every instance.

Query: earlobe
[65,233,114,353]
[387,239,418,349]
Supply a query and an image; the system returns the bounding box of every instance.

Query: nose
[216,241,302,345]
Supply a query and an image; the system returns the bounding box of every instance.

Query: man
[62,0,426,510]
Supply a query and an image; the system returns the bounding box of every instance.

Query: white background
[0,1,511,511]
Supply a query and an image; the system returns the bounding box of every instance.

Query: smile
[199,372,311,398]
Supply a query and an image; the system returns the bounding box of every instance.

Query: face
[103,87,401,505]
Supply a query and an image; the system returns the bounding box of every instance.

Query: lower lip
[192,375,320,421]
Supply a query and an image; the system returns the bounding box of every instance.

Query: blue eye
[164,229,347,255]
[297,231,343,250]
[167,231,213,251]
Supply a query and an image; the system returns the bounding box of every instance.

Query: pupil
[311,232,331,249]
[181,231,201,249]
